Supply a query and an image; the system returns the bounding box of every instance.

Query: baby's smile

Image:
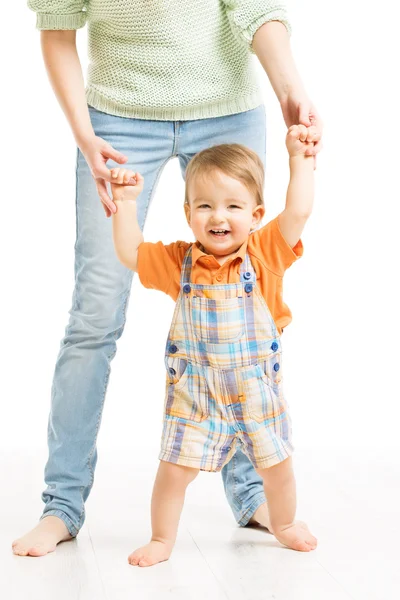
[209,228,231,237]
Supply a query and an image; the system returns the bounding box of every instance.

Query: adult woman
[13,0,322,556]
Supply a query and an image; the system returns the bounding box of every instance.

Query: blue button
[169,367,176,376]
[169,345,178,354]
[273,363,280,372]
[183,284,191,294]
[243,271,252,280]
[271,341,279,352]
[244,283,253,293]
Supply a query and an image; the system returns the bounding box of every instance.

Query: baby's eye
[228,204,242,210]
[198,204,211,209]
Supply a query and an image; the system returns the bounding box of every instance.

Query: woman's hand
[79,136,136,217]
[280,97,323,166]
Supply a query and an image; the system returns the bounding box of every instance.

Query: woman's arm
[111,169,145,271]
[278,125,316,248]
[40,31,131,216]
[41,30,92,144]
[222,1,321,150]
[252,21,323,159]
[253,22,305,107]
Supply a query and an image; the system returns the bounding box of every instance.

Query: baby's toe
[12,542,28,556]
[128,550,143,566]
[294,539,313,552]
[28,543,53,557]
[307,537,318,550]
[138,558,152,567]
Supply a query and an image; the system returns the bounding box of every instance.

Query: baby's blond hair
[184,144,264,206]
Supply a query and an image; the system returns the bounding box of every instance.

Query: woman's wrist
[280,87,309,111]
[74,130,97,151]
[114,198,138,204]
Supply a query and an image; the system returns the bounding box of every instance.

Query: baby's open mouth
[210,229,230,236]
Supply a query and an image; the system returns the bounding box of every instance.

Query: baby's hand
[286,125,320,158]
[110,168,144,202]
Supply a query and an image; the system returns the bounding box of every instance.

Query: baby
[111,125,318,566]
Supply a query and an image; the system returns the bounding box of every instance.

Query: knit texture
[28,0,291,121]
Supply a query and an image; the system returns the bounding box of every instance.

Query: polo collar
[192,238,248,267]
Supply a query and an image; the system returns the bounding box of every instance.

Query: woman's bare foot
[128,539,173,567]
[12,516,73,557]
[274,520,317,552]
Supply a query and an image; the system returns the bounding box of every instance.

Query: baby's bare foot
[128,539,173,567]
[12,516,73,557]
[274,520,317,552]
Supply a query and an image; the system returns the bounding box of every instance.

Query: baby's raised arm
[278,125,320,247]
[111,168,145,271]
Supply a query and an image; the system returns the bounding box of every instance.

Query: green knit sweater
[28,1,290,121]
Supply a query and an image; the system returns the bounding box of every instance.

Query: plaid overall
[159,247,293,472]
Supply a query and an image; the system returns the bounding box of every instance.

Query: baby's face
[185,169,264,260]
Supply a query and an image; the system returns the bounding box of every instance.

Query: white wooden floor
[2,445,400,600]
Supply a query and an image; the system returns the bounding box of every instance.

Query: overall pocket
[165,356,189,388]
[259,351,283,388]
[241,362,284,424]
[191,296,244,343]
[164,358,209,423]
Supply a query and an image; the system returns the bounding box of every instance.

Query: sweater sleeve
[222,0,291,53]
[28,0,87,30]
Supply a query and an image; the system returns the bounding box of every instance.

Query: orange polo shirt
[137,216,303,333]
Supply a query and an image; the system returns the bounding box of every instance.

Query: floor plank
[86,506,227,599]
[2,450,105,600]
[300,449,400,600]
[185,504,353,600]
[2,446,400,600]
[85,461,227,599]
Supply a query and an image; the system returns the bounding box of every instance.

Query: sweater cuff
[36,12,87,30]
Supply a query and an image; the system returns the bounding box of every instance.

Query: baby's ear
[252,204,265,228]
[184,202,191,225]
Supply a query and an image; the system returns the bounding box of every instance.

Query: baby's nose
[211,213,225,224]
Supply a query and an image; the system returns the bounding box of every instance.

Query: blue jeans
[42,105,267,536]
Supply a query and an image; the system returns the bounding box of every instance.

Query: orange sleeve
[136,240,190,296]
[249,216,303,276]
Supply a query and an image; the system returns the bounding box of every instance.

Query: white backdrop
[1,2,399,469]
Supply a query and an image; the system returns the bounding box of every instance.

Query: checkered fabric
[159,248,293,471]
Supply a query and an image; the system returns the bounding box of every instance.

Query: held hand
[79,135,135,217]
[110,168,144,202]
[280,97,323,167]
[286,124,319,159]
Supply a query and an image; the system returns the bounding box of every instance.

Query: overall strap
[240,253,256,283]
[180,245,193,287]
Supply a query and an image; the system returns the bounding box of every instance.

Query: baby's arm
[111,168,144,271]
[278,125,319,247]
